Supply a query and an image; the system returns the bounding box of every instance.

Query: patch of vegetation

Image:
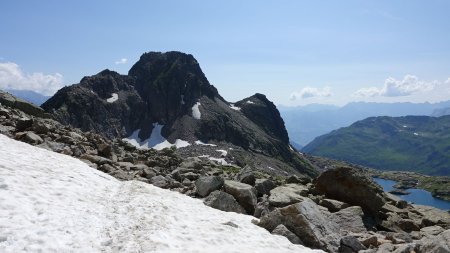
[303,115,450,176]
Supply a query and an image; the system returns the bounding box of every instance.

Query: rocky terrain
[2,86,450,252]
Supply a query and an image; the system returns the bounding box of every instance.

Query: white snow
[402,125,408,128]
[199,154,230,166]
[0,134,321,253]
[123,123,190,150]
[106,93,118,103]
[414,132,419,136]
[192,102,201,119]
[180,95,185,105]
[246,100,255,104]
[230,104,241,111]
[216,149,228,157]
[195,140,217,147]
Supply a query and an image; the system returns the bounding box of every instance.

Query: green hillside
[302,115,450,176]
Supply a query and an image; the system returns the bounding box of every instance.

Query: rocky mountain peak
[42,51,316,177]
[236,93,289,145]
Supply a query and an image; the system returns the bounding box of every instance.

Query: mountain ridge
[303,115,450,176]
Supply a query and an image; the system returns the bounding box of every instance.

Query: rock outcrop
[314,166,387,215]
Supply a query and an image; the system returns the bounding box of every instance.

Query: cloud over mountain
[290,86,332,100]
[0,62,63,96]
[354,75,437,97]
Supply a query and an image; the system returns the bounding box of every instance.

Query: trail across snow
[0,134,322,253]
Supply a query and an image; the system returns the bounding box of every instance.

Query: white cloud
[290,86,332,100]
[115,58,128,65]
[445,78,450,84]
[0,62,63,96]
[354,75,437,97]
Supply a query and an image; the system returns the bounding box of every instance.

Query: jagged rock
[413,204,450,228]
[97,143,112,157]
[99,164,115,173]
[237,166,256,186]
[420,225,445,238]
[271,224,303,245]
[80,154,111,165]
[397,219,421,232]
[393,243,418,253]
[20,131,43,144]
[195,176,224,197]
[395,200,408,209]
[330,206,368,234]
[385,232,413,244]
[16,117,33,131]
[151,175,169,189]
[418,229,450,252]
[142,168,157,179]
[203,190,246,214]
[254,178,276,197]
[32,120,51,134]
[286,175,311,184]
[258,199,341,252]
[268,183,309,207]
[339,236,367,252]
[314,167,387,216]
[319,198,350,212]
[223,180,257,215]
[359,235,378,248]
[254,195,270,218]
[182,172,200,181]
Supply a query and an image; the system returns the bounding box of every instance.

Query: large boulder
[258,199,341,252]
[314,167,387,215]
[223,180,257,215]
[195,176,224,197]
[271,224,303,245]
[254,178,276,197]
[319,198,350,213]
[418,229,450,252]
[203,190,246,214]
[330,206,368,234]
[269,183,309,207]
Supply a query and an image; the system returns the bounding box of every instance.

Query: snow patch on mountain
[123,123,190,150]
[192,102,201,119]
[106,93,118,103]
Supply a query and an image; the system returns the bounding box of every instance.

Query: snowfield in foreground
[0,134,321,253]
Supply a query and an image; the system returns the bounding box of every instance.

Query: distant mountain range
[302,115,450,176]
[4,89,50,106]
[280,101,450,146]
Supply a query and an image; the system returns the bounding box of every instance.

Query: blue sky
[1,0,450,106]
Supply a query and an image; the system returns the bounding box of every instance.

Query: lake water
[373,177,450,211]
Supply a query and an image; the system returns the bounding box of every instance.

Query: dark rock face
[42,70,144,138]
[235,93,289,145]
[42,51,317,177]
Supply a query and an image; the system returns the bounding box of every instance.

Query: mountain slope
[303,115,450,176]
[280,101,450,146]
[0,134,319,253]
[4,89,50,105]
[42,51,316,177]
